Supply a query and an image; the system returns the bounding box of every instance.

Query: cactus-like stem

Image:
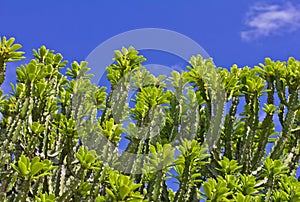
[252,113,274,170]
[274,68,287,128]
[241,93,259,174]
[15,178,30,202]
[174,166,191,202]
[270,91,298,159]
[252,78,275,170]
[283,130,300,174]
[275,69,287,106]
[54,130,69,197]
[0,60,6,88]
[111,83,130,124]
[224,95,239,159]
[147,170,165,201]
[131,136,147,184]
[91,166,104,198]
[208,89,226,161]
[100,86,114,124]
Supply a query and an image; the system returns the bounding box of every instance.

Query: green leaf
[119,185,130,200]
[105,187,116,199]
[85,153,95,164]
[18,161,28,176]
[9,44,22,51]
[31,162,44,176]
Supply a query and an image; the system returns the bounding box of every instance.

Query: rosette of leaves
[10,155,57,201]
[0,37,25,87]
[96,171,145,202]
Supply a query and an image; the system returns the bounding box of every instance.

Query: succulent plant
[0,37,300,201]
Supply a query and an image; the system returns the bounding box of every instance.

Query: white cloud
[241,2,300,41]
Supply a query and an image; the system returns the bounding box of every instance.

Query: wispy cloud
[241,2,300,41]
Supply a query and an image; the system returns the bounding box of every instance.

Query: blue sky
[2,0,300,70]
[1,0,300,195]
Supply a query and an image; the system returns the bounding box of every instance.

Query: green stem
[270,91,298,159]
[16,178,30,202]
[224,95,239,159]
[0,60,6,88]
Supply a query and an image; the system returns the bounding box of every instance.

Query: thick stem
[224,95,239,159]
[0,60,6,88]
[270,91,298,159]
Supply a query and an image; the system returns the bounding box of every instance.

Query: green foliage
[35,192,57,202]
[216,157,242,175]
[98,171,144,202]
[106,46,146,87]
[11,155,56,180]
[0,36,300,201]
[0,36,25,87]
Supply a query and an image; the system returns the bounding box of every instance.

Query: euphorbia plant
[0,36,300,201]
